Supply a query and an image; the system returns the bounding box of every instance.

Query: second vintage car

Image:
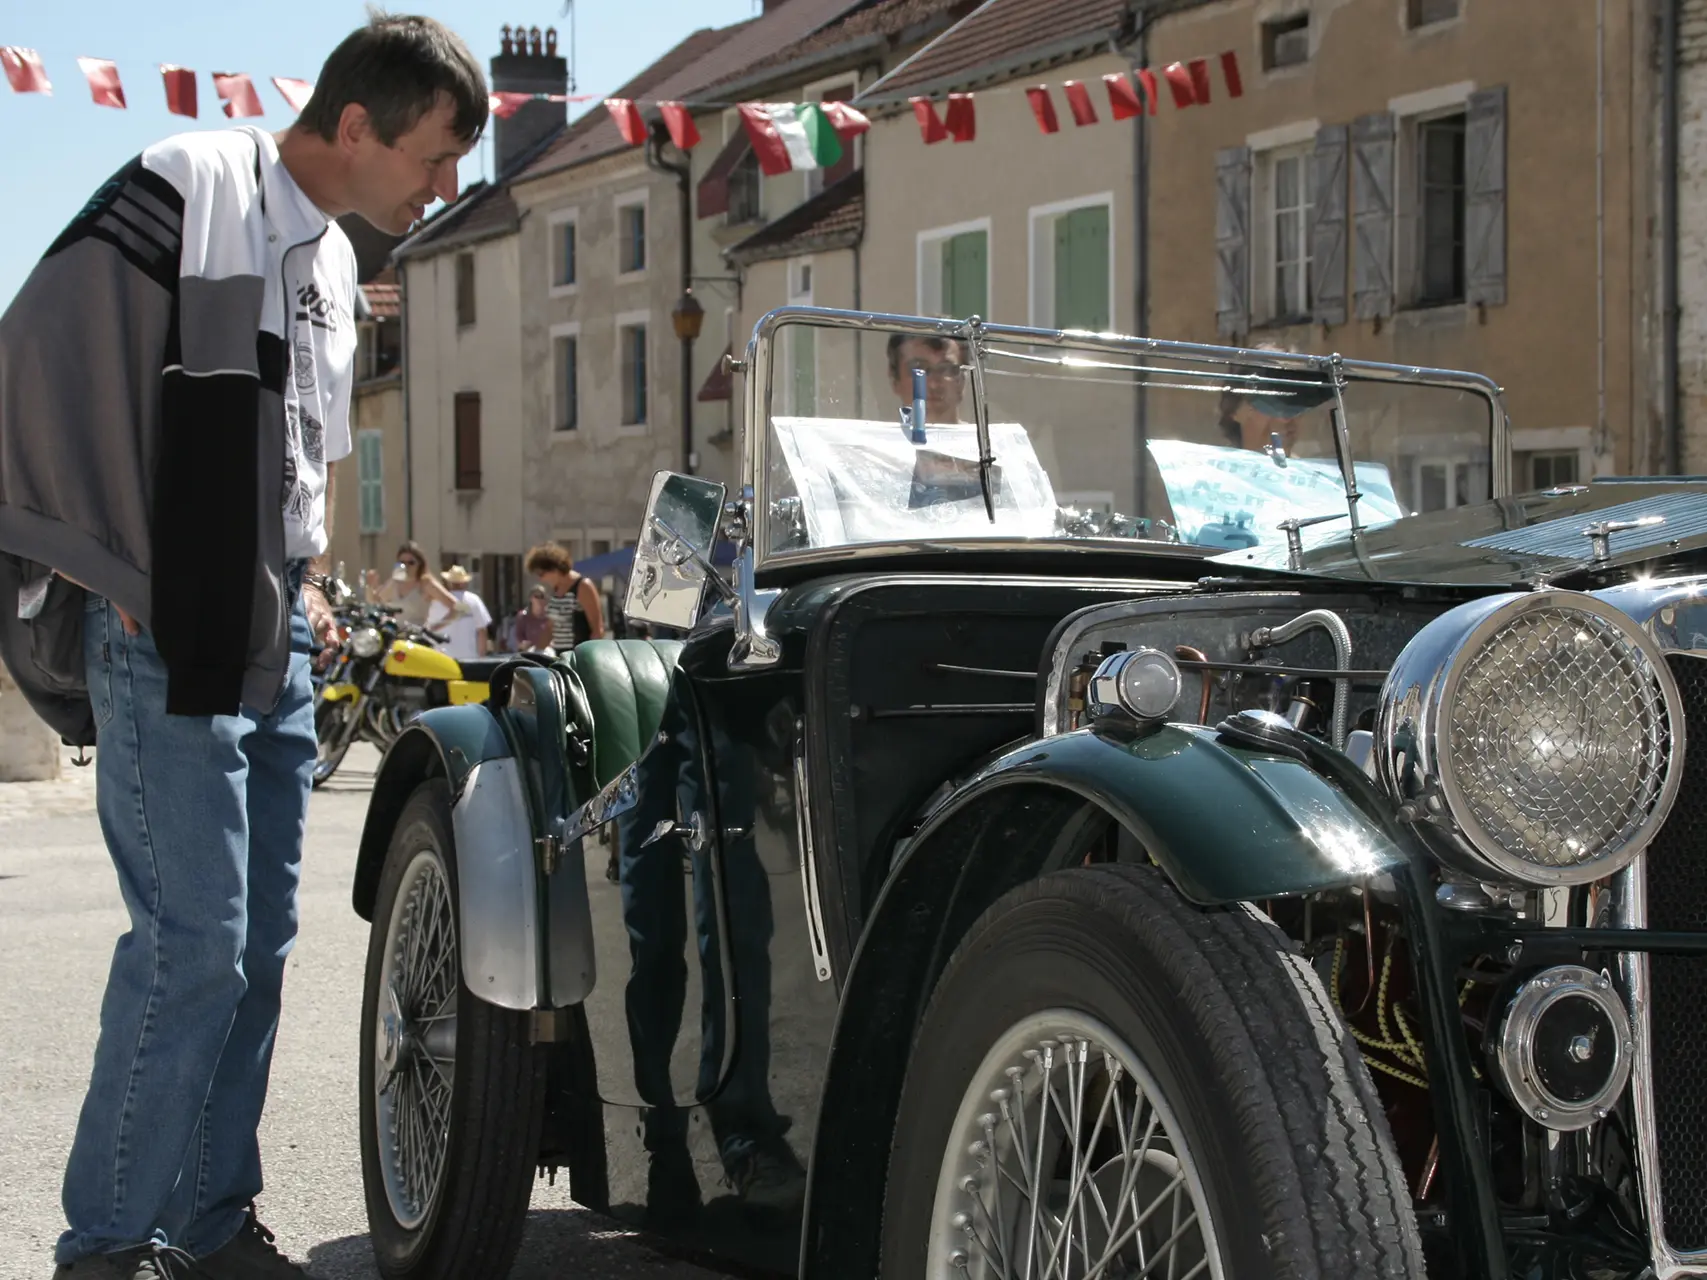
[349,306,1707,1280]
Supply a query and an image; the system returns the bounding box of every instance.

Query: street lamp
[671,288,704,474]
[671,288,705,341]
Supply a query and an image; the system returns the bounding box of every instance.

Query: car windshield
[758,316,1499,560]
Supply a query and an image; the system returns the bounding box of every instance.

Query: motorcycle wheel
[313,698,359,788]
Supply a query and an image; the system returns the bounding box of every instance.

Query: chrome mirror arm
[645,514,736,605]
[726,488,781,671]
[967,315,996,522]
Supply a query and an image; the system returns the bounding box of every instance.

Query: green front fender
[930,724,1404,904]
[353,704,516,920]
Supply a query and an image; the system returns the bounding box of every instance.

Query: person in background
[0,14,486,1280]
[436,564,491,660]
[887,333,969,426]
[364,538,461,628]
[513,584,555,653]
[524,542,605,652]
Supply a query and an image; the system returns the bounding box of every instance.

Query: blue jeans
[57,574,317,1263]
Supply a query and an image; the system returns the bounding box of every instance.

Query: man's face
[891,339,967,425]
[344,97,473,235]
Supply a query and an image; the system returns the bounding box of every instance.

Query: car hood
[1210,479,1707,586]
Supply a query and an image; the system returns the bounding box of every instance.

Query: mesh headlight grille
[1447,607,1673,873]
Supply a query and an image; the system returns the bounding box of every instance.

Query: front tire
[312,698,358,787]
[359,779,547,1280]
[881,864,1425,1280]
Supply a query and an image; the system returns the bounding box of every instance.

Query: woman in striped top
[523,541,605,652]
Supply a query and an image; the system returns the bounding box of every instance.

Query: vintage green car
[350,307,1707,1280]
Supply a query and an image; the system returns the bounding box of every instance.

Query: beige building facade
[326,275,407,586]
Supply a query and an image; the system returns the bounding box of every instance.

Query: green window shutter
[1054,205,1110,330]
[941,230,988,317]
[357,432,384,534]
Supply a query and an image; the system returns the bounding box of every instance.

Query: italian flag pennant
[161,65,197,117]
[737,102,847,175]
[2,47,51,94]
[213,72,264,118]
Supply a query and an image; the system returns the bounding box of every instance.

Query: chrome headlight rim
[351,625,385,659]
[1382,588,1684,888]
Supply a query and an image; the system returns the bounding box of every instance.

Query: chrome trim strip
[793,724,832,983]
[558,760,641,849]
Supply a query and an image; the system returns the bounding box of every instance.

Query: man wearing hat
[436,564,491,661]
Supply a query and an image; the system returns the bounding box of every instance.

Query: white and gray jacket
[0,126,354,739]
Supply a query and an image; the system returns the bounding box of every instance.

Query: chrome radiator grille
[1645,654,1707,1252]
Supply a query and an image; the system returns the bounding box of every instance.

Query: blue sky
[0,0,762,308]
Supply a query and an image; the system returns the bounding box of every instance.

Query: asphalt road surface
[0,745,732,1280]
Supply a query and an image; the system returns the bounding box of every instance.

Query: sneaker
[190,1210,311,1280]
[53,1245,196,1279]
[727,1141,807,1218]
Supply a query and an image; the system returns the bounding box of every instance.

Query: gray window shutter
[1465,85,1507,307]
[1310,125,1349,326]
[1215,146,1252,338]
[1352,112,1396,320]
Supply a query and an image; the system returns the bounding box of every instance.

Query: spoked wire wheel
[930,1011,1221,1280]
[373,847,459,1230]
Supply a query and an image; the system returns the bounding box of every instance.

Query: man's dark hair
[886,333,967,381]
[297,14,488,147]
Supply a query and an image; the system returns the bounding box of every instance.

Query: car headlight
[350,626,385,659]
[1375,589,1683,886]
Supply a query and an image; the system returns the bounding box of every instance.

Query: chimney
[490,24,569,175]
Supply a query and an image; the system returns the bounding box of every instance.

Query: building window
[1518,450,1581,491]
[1031,199,1112,331]
[454,391,482,490]
[1417,113,1466,304]
[728,151,762,225]
[920,223,990,319]
[619,203,646,273]
[357,429,384,534]
[1262,14,1310,70]
[357,319,401,382]
[554,333,578,431]
[1258,148,1313,321]
[554,218,577,287]
[620,323,648,425]
[1408,454,1488,512]
[1408,0,1461,27]
[787,261,816,415]
[455,252,476,327]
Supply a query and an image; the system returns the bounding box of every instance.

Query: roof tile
[698,0,976,95]
[863,0,1130,99]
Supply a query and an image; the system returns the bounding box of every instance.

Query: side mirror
[625,471,729,632]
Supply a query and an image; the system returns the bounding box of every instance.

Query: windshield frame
[740,306,1511,574]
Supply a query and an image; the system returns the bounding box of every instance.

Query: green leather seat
[561,639,685,790]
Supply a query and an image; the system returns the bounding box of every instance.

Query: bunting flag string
[3,38,1242,150]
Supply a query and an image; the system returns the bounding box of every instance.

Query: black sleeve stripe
[256,331,287,395]
[75,224,178,294]
[99,205,179,262]
[111,194,181,252]
[46,155,185,277]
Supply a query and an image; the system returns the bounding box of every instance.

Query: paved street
[0,745,730,1280]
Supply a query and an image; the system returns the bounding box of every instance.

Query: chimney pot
[500,24,512,55]
[529,25,543,55]
[546,27,558,56]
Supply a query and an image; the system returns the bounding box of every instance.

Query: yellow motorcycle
[313,603,501,786]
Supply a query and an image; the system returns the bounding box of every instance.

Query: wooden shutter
[943,230,988,318]
[454,392,481,490]
[1055,205,1110,331]
[1310,125,1350,326]
[455,253,476,326]
[1215,147,1252,337]
[1352,113,1396,319]
[1465,85,1507,307]
[357,431,384,533]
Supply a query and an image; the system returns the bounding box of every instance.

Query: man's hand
[304,582,339,665]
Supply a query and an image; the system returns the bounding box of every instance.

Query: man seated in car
[888,334,968,426]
